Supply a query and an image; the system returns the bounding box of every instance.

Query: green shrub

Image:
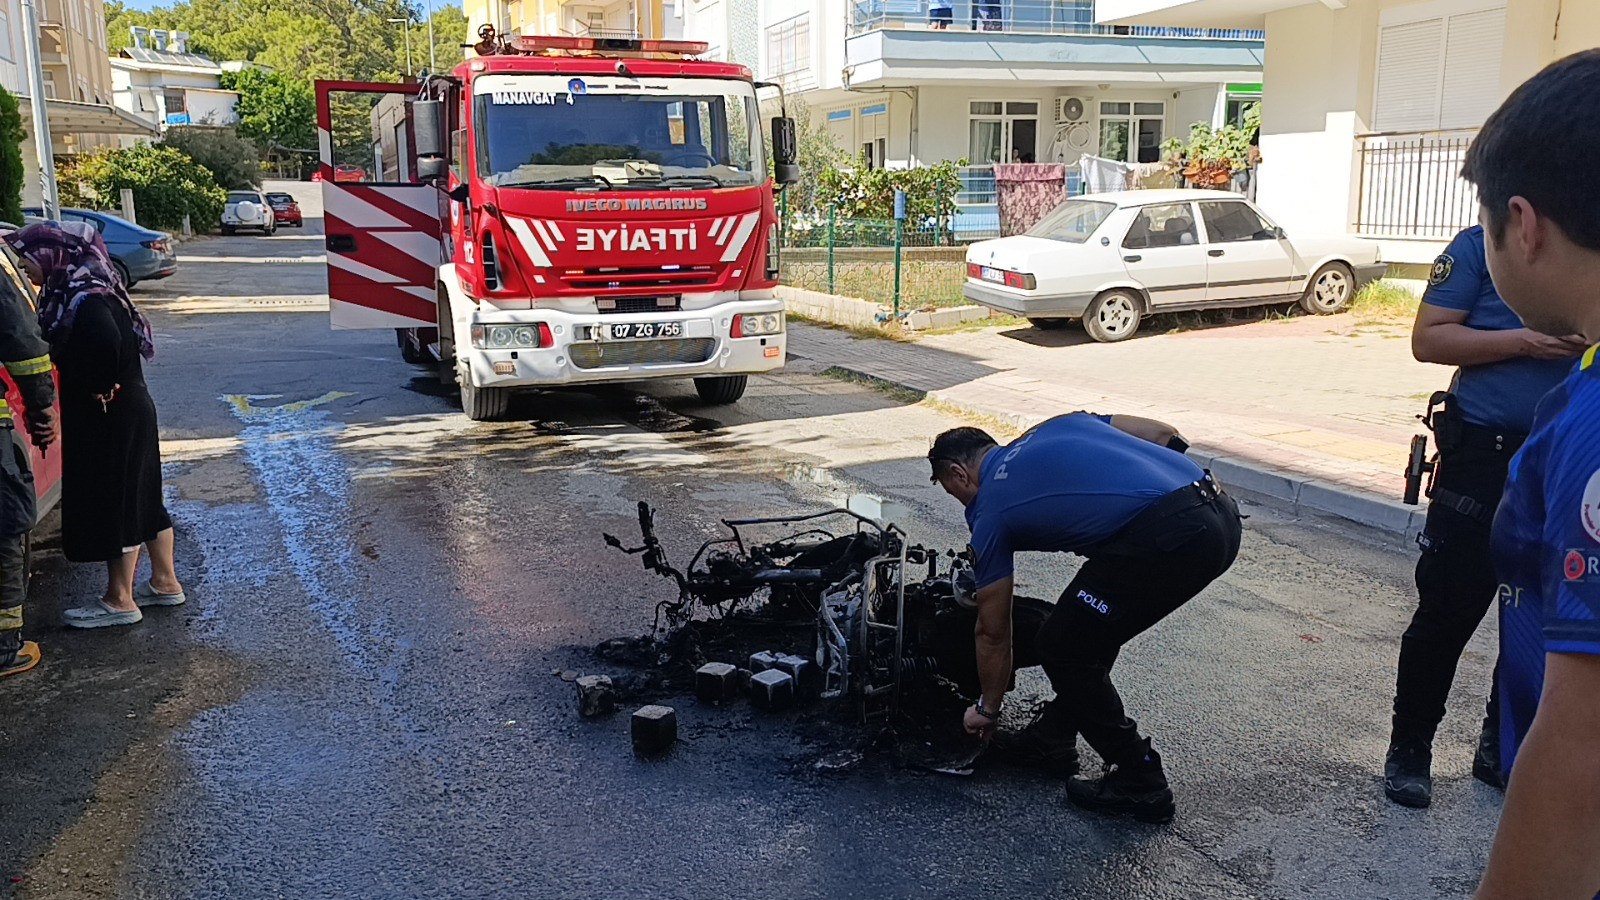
[0,88,22,226]
[163,126,263,190]
[816,159,965,224]
[60,144,226,231]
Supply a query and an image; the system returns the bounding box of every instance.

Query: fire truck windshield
[473,75,764,190]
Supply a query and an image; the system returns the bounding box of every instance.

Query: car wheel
[694,375,748,404]
[1082,290,1143,342]
[1300,262,1355,315]
[221,225,235,236]
[1028,317,1068,330]
[112,259,133,289]
[459,377,509,421]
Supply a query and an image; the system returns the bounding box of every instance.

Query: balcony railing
[849,0,1264,39]
[1354,130,1479,240]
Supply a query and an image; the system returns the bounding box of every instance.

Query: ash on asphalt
[589,608,985,777]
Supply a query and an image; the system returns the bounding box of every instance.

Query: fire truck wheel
[460,379,509,421]
[693,375,747,405]
[398,329,426,364]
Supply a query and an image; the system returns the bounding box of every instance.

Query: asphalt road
[0,184,1502,899]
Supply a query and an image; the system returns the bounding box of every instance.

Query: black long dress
[54,294,171,562]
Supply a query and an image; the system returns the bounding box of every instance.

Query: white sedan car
[963,189,1387,342]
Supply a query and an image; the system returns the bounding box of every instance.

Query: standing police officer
[1382,224,1585,807]
[0,243,57,679]
[928,413,1242,823]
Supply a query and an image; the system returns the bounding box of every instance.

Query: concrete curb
[827,364,1427,540]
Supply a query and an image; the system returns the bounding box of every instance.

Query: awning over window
[18,97,159,136]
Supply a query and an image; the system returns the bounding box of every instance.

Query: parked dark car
[22,207,177,288]
[265,192,303,227]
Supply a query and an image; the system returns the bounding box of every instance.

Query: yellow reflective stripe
[5,355,52,377]
[0,605,19,630]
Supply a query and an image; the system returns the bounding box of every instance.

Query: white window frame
[968,99,1040,166]
[765,13,809,79]
[1097,100,1165,164]
[1372,0,1507,133]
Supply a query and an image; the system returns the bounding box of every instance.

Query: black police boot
[1383,737,1433,808]
[1066,746,1174,824]
[991,702,1081,778]
[1472,718,1505,791]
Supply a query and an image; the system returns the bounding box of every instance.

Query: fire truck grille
[566,266,716,291]
[569,338,718,370]
[597,296,682,315]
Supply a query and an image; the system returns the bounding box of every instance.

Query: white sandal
[134,581,187,608]
[63,600,143,629]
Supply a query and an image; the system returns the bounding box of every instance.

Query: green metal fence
[779,206,971,314]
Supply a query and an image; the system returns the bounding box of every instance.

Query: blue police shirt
[1490,347,1600,778]
[965,413,1205,588]
[1422,226,1570,433]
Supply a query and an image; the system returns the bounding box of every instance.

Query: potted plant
[1160,104,1260,190]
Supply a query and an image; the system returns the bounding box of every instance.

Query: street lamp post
[388,17,413,77]
[425,0,436,73]
[18,0,57,219]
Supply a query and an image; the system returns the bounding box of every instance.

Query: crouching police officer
[1383,225,1584,808]
[928,413,1242,823]
[0,245,56,679]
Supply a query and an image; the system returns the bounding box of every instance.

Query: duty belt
[1454,421,1527,455]
[1082,473,1227,558]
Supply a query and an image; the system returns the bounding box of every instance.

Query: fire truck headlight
[733,312,784,337]
[472,325,546,349]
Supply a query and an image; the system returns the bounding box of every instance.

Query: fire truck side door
[316,81,447,330]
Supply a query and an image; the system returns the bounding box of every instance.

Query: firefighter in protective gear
[0,244,58,678]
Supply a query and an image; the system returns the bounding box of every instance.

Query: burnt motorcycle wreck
[603,500,1053,723]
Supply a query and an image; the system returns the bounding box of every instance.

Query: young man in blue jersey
[928,414,1242,823]
[1462,50,1600,898]
[1383,225,1584,809]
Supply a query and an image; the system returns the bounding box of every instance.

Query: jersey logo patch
[1567,549,1590,581]
[1429,254,1454,286]
[1582,470,1600,544]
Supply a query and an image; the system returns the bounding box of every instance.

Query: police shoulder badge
[1429,254,1454,286]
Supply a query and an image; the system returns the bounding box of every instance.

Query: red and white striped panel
[323,182,444,330]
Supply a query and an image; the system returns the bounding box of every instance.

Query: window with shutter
[1374,19,1444,132]
[1440,7,1507,129]
[1373,1,1506,133]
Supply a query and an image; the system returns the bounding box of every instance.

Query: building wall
[810,82,1227,169]
[1252,0,1600,258]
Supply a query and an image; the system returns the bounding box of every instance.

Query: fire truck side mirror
[771,117,799,186]
[413,100,445,159]
[417,156,449,184]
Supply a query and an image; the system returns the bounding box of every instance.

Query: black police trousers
[0,429,34,637]
[1035,488,1243,768]
[1392,434,1516,743]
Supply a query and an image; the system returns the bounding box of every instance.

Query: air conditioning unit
[1055,96,1087,125]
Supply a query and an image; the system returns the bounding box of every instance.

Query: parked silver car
[221,190,277,236]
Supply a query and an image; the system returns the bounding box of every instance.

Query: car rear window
[1025,200,1115,244]
[227,192,259,202]
[266,194,294,203]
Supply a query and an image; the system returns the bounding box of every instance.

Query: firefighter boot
[1472,718,1505,791]
[991,701,1080,778]
[1067,745,1175,824]
[1383,737,1433,808]
[0,627,39,679]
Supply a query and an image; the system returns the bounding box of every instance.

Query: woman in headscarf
[5,221,183,628]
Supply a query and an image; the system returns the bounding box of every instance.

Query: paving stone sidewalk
[789,311,1454,534]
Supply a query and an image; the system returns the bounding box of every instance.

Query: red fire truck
[316,30,800,420]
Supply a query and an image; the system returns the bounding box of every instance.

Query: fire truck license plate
[603,322,684,341]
